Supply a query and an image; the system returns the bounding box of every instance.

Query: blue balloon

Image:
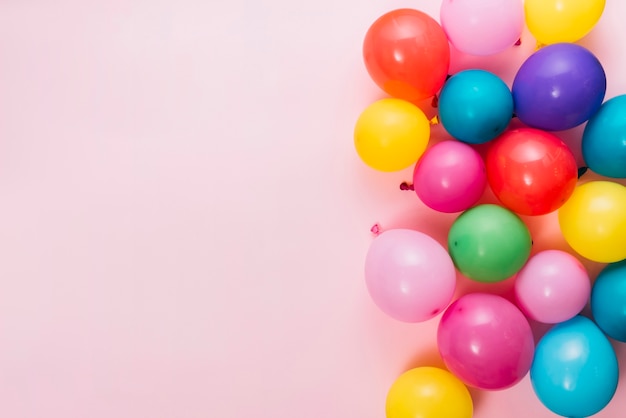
[531,316,618,417]
[582,95,626,178]
[439,69,513,144]
[591,260,626,341]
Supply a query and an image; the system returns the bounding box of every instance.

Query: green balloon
[448,204,532,283]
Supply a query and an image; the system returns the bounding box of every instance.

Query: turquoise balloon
[582,95,626,178]
[591,260,626,341]
[439,69,513,144]
[530,316,618,417]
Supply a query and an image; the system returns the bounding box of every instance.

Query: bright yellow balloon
[354,98,429,172]
[525,0,605,45]
[386,367,473,418]
[558,181,626,263]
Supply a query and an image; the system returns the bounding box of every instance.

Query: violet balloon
[512,43,606,131]
[437,293,535,390]
[365,229,456,323]
[515,250,590,324]
[413,141,487,213]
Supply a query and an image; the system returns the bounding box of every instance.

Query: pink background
[0,0,625,417]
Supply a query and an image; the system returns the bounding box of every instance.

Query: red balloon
[363,9,450,102]
[486,128,578,216]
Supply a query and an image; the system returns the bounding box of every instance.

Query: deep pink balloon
[515,250,590,324]
[437,293,535,390]
[365,229,456,322]
[413,141,487,213]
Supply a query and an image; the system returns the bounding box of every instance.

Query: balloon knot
[370,223,382,236]
[515,38,522,46]
[431,95,439,108]
[578,166,589,179]
[400,182,414,191]
[429,116,439,125]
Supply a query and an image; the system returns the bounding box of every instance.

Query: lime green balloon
[448,204,532,283]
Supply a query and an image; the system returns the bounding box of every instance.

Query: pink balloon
[515,250,591,324]
[440,0,524,56]
[413,141,486,213]
[438,293,534,390]
[365,229,456,322]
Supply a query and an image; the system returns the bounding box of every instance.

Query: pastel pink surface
[0,1,625,418]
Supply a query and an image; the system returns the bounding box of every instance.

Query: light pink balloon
[413,141,487,213]
[438,293,535,390]
[515,250,591,324]
[364,229,456,322]
[440,0,524,56]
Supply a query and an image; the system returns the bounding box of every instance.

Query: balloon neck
[515,38,522,46]
[578,166,589,179]
[400,182,414,191]
[535,41,545,51]
[429,116,439,125]
[370,223,382,236]
[431,95,439,108]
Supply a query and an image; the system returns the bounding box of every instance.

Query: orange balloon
[363,9,450,102]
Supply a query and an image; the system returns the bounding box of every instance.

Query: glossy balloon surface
[582,94,626,178]
[363,9,450,102]
[438,293,534,390]
[365,229,456,322]
[448,204,532,282]
[486,128,578,216]
[591,260,626,342]
[531,316,618,417]
[512,43,606,131]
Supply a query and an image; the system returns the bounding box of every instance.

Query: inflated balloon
[448,204,532,282]
[512,43,606,131]
[525,0,606,45]
[386,367,473,418]
[531,316,618,417]
[363,9,450,102]
[515,250,590,324]
[365,229,456,322]
[582,94,626,178]
[438,293,535,390]
[413,141,486,213]
[486,128,578,216]
[354,99,430,172]
[440,0,524,56]
[439,70,513,144]
[558,181,626,263]
[591,260,626,342]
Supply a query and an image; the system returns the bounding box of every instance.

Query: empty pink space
[0,1,625,418]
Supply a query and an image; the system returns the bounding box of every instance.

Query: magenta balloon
[413,141,487,213]
[437,293,535,390]
[365,229,456,322]
[515,250,590,324]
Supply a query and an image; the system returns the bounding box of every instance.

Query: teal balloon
[582,94,626,178]
[591,260,626,341]
[531,316,618,418]
[439,69,513,144]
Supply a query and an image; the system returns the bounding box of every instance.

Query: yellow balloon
[558,181,626,263]
[354,98,430,172]
[386,367,473,418]
[525,0,606,45]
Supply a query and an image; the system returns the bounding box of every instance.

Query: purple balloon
[512,43,606,131]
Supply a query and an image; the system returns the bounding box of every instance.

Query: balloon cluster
[355,1,626,417]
